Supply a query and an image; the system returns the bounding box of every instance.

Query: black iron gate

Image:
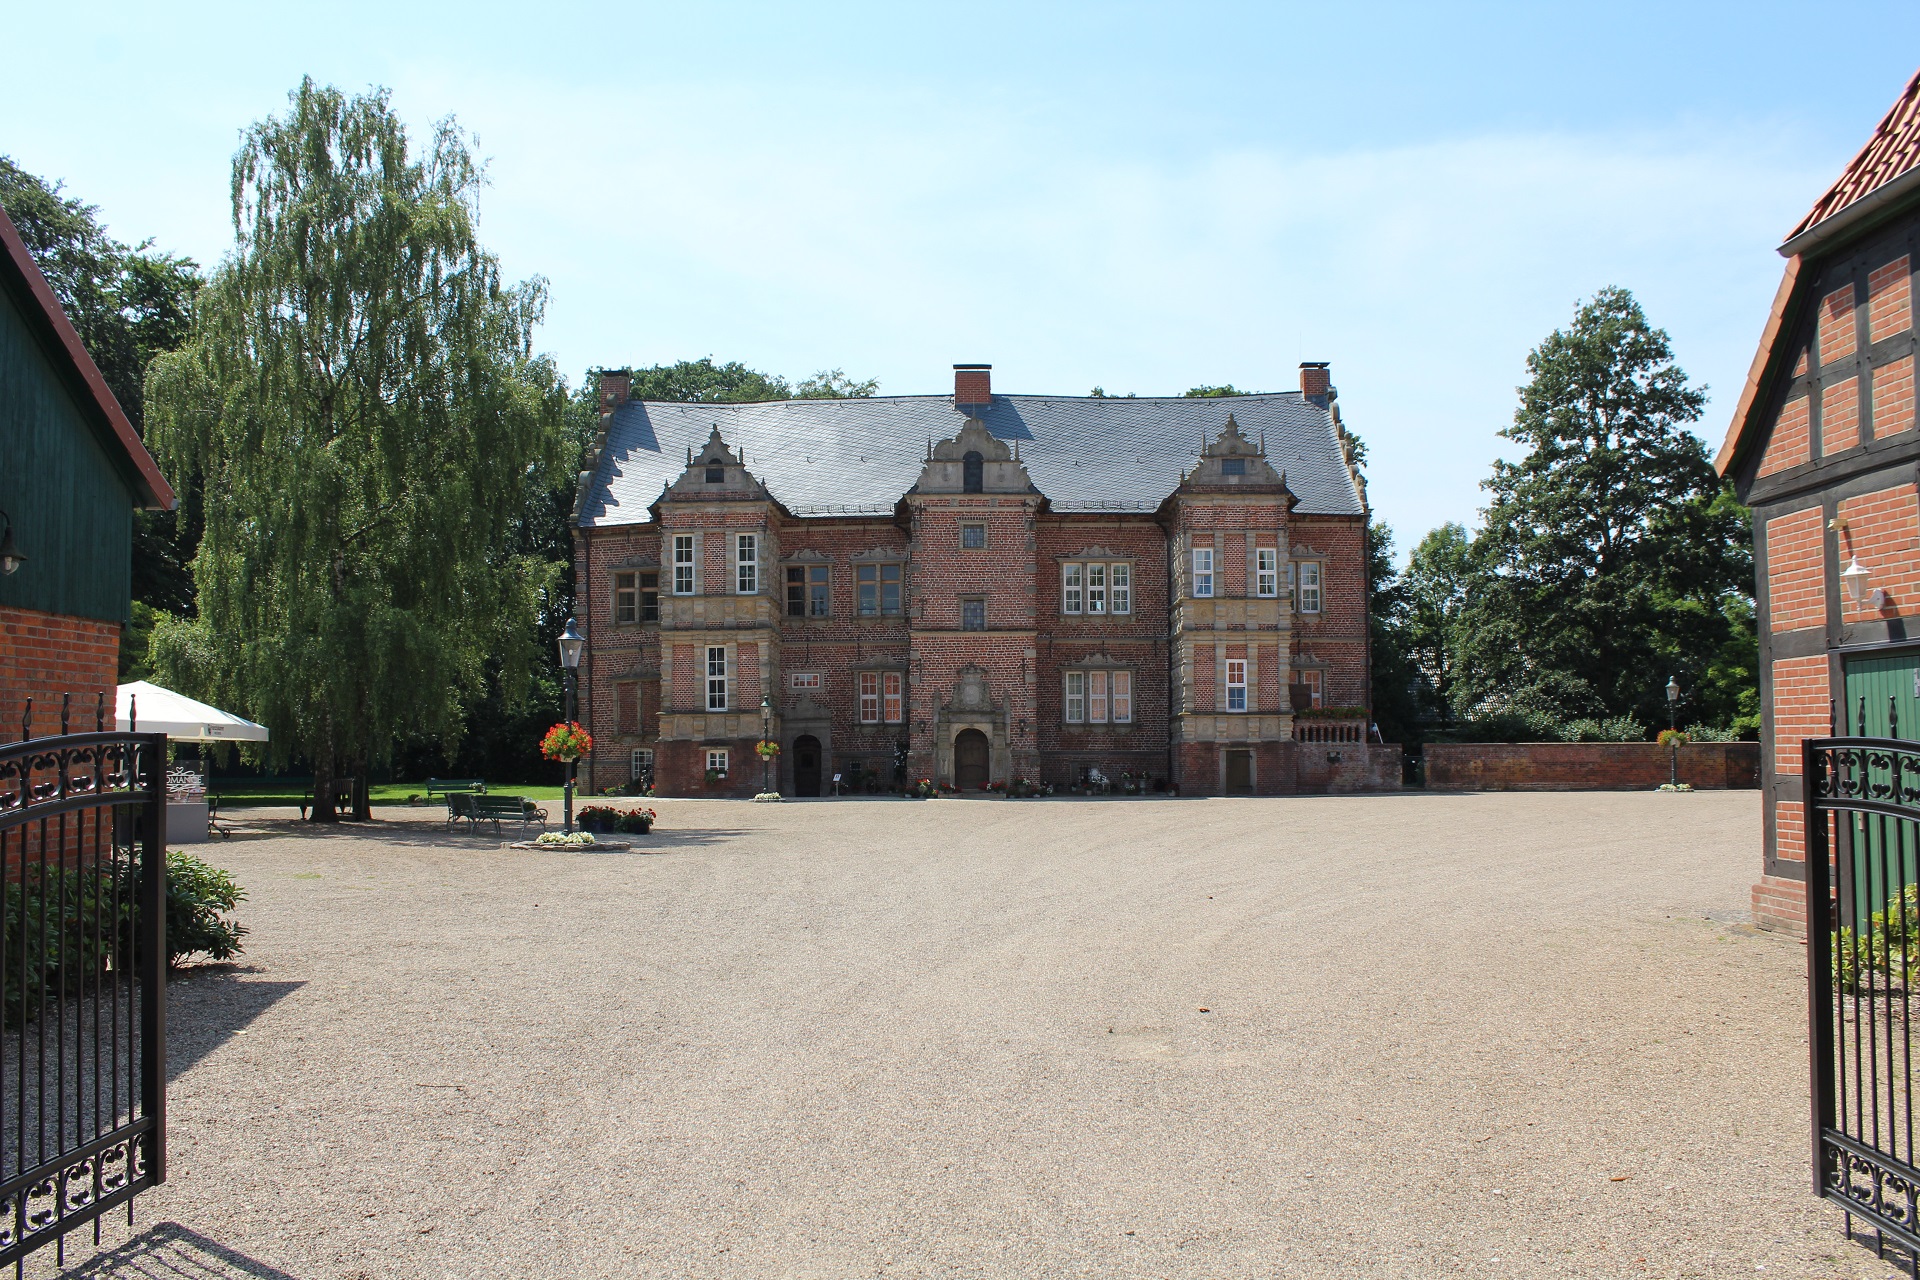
[0,708,166,1268]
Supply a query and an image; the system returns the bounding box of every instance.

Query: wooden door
[1842,650,1920,923]
[794,735,822,797]
[1224,749,1253,794]
[954,729,990,790]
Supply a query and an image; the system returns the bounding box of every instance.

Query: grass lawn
[210,779,573,808]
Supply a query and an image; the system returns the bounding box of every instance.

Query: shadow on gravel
[167,969,304,1082]
[218,815,748,853]
[62,1221,300,1279]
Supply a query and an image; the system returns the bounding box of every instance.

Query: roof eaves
[0,207,175,511]
[1716,255,1805,479]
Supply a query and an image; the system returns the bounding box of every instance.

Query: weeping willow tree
[145,80,571,819]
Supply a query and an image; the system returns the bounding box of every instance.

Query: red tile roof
[1787,68,1920,242]
[0,206,173,510]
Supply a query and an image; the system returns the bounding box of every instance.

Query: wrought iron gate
[0,711,166,1268]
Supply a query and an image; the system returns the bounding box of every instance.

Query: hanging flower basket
[1656,729,1690,750]
[541,721,594,762]
[755,739,781,760]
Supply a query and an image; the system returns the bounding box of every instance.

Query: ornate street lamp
[0,510,24,576]
[558,617,585,833]
[1665,675,1683,788]
[761,693,772,795]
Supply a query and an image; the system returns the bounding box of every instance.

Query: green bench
[457,793,546,834]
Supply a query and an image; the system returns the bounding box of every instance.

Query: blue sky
[6,1,1918,554]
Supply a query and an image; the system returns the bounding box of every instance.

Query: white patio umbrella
[114,681,269,743]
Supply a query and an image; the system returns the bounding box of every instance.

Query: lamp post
[0,510,24,576]
[1666,674,1682,788]
[558,617,585,833]
[760,693,772,795]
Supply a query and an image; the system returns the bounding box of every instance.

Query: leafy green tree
[1401,522,1474,722]
[145,80,572,820]
[0,157,203,617]
[1455,286,1752,729]
[1366,523,1423,746]
[1185,384,1245,397]
[624,358,877,404]
[795,367,878,398]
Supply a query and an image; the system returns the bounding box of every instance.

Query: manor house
[571,363,1398,797]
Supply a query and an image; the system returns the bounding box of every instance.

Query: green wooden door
[1842,651,1920,924]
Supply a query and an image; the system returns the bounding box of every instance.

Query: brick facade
[575,371,1388,798]
[1424,741,1760,791]
[0,605,120,735]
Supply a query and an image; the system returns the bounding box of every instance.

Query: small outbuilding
[0,206,174,734]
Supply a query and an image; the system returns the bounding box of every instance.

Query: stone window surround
[1062,665,1135,726]
[1060,552,1134,617]
[856,667,907,725]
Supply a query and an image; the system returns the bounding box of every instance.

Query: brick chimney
[1299,362,1331,401]
[598,368,632,417]
[954,363,992,407]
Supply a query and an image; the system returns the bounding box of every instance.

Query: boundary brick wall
[1425,742,1761,791]
[1,605,120,736]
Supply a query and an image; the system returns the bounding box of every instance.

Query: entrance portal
[1225,749,1253,794]
[794,735,822,797]
[954,728,990,790]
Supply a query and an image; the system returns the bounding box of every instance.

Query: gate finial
[20,696,30,742]
[60,693,70,735]
[1892,695,1900,741]
[95,691,105,732]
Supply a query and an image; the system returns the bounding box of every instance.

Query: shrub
[535,831,597,846]
[1682,724,1739,743]
[157,850,249,966]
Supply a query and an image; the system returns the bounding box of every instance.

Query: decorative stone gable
[661,426,774,503]
[945,665,997,713]
[913,418,1037,496]
[1180,414,1290,492]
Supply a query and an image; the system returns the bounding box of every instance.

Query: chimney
[598,367,632,417]
[1299,362,1331,401]
[953,363,992,407]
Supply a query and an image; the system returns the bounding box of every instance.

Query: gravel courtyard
[34,791,1899,1279]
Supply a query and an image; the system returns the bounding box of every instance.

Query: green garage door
[1841,650,1920,926]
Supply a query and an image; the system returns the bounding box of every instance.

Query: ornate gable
[661,425,773,502]
[1181,413,1289,490]
[913,418,1038,496]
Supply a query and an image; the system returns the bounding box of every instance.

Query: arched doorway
[794,735,823,797]
[954,728,990,790]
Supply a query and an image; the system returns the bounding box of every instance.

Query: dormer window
[705,462,725,483]
[1221,458,1246,476]
[963,450,984,493]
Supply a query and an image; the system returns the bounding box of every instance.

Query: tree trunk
[310,716,338,823]
[349,758,372,821]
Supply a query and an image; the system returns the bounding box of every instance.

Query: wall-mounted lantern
[1842,557,1887,609]
[0,510,23,576]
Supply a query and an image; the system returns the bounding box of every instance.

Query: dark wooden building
[0,206,174,731]
[1718,69,1920,932]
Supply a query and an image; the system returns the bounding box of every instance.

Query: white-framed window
[613,570,638,623]
[859,672,881,723]
[736,533,758,594]
[1193,547,1214,598]
[707,748,728,775]
[1225,658,1248,712]
[673,535,696,595]
[1063,562,1131,615]
[1256,548,1278,598]
[1298,561,1322,614]
[961,523,986,549]
[790,671,820,689]
[1064,668,1133,724]
[1299,668,1324,709]
[630,747,654,781]
[883,671,904,723]
[706,645,728,711]
[858,563,902,615]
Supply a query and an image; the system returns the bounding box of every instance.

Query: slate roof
[1787,68,1920,243]
[579,392,1362,526]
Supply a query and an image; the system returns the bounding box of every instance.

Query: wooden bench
[426,778,485,798]
[464,794,546,834]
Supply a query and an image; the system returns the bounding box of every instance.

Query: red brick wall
[1425,742,1760,791]
[1820,282,1858,366]
[1759,395,1811,476]
[1770,652,1831,870]
[1824,376,1860,454]
[1752,873,1808,934]
[1838,483,1920,622]
[1764,508,1825,633]
[1876,355,1917,437]
[1870,255,1911,342]
[0,606,120,736]
[1289,515,1368,708]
